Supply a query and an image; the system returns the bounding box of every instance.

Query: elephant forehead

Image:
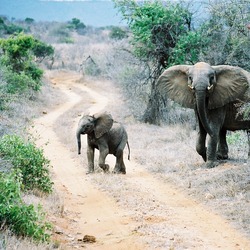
[194,62,210,69]
[79,116,92,124]
[193,62,213,74]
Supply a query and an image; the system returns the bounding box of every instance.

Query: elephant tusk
[188,85,194,90]
[207,84,214,91]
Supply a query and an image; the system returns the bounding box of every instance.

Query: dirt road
[32,71,250,249]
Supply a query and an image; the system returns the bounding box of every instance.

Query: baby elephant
[76,112,130,174]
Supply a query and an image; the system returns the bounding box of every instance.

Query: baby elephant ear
[94,112,113,138]
[156,65,195,109]
[209,65,250,109]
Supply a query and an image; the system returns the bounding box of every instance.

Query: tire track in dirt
[31,71,250,249]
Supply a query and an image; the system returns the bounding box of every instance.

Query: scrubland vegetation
[0,0,249,249]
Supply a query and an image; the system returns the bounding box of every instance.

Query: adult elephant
[157,62,250,168]
[76,112,130,174]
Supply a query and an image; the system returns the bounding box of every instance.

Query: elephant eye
[209,75,214,82]
[188,76,193,83]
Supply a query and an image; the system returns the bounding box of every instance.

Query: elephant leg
[203,108,225,168]
[205,131,220,168]
[113,149,126,174]
[98,147,109,173]
[196,120,207,162]
[217,128,228,160]
[87,146,95,174]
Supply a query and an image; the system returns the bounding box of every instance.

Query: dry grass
[0,231,57,250]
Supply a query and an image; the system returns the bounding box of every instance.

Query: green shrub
[51,25,74,43]
[0,171,51,242]
[0,33,46,92]
[5,24,23,34]
[0,18,23,35]
[67,18,86,35]
[25,18,35,24]
[0,89,13,110]
[32,40,54,63]
[3,70,41,94]
[227,131,244,145]
[0,135,53,193]
[58,37,74,44]
[109,26,128,40]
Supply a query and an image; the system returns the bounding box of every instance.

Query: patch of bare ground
[31,70,250,249]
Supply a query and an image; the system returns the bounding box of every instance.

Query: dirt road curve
[32,71,250,249]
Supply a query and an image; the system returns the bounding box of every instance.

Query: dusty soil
[31,71,250,249]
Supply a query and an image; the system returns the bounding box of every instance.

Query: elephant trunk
[76,129,82,155]
[196,90,213,137]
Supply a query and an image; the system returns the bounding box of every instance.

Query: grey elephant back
[107,122,128,148]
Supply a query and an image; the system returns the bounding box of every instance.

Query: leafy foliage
[169,31,206,65]
[114,0,197,66]
[0,33,53,93]
[24,17,35,24]
[32,39,54,63]
[200,0,250,70]
[0,171,51,242]
[67,18,86,35]
[0,17,23,35]
[51,24,74,43]
[2,70,42,94]
[109,26,128,40]
[0,135,53,194]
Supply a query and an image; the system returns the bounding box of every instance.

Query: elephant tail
[127,141,130,160]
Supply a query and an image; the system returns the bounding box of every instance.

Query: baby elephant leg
[98,148,109,173]
[113,147,126,174]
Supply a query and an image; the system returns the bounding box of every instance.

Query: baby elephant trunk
[76,131,81,155]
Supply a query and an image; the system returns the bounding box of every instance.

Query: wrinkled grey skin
[76,112,130,174]
[157,62,250,168]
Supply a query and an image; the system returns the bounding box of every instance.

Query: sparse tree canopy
[114,0,195,67]
[109,26,128,40]
[200,0,250,70]
[25,17,35,24]
[0,33,54,93]
[114,0,202,124]
[67,18,86,35]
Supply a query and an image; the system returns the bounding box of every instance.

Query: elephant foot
[86,170,94,175]
[112,168,126,174]
[202,160,219,169]
[217,152,228,160]
[100,164,110,173]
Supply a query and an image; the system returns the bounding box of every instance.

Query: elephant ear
[156,65,195,109]
[209,65,250,109]
[93,112,113,138]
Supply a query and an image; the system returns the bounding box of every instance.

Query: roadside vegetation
[0,16,57,249]
[0,0,249,248]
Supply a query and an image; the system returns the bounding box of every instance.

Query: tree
[0,17,23,36]
[109,26,128,40]
[25,17,35,24]
[32,39,54,63]
[67,18,86,35]
[114,0,202,124]
[200,0,250,70]
[0,33,54,93]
